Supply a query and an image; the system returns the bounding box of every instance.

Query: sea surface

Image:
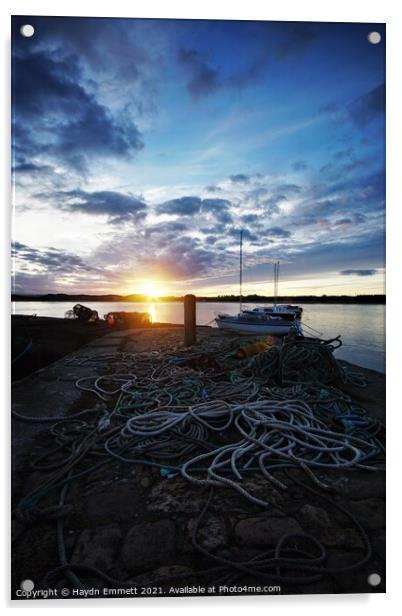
[12,301,385,373]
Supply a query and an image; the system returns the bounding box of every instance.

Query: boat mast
[239,230,243,312]
[273,260,280,307]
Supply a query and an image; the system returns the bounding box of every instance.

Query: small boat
[215,233,302,335]
[104,311,151,327]
[242,305,303,319]
[215,311,301,335]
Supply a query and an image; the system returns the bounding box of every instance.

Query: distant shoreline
[12,294,385,305]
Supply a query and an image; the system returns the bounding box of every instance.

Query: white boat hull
[215,318,300,335]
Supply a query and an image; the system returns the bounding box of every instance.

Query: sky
[11,16,385,297]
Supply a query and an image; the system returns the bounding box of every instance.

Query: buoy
[235,342,270,359]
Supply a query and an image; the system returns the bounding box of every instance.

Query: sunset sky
[12,16,385,297]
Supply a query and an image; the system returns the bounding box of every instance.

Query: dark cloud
[12,48,144,171]
[200,223,227,236]
[228,228,258,242]
[241,214,260,225]
[156,196,233,224]
[12,241,94,272]
[276,25,318,59]
[340,269,378,276]
[177,48,219,99]
[144,221,189,237]
[334,213,367,226]
[298,168,385,224]
[230,174,250,184]
[178,44,269,99]
[261,195,287,216]
[278,162,384,270]
[37,189,147,224]
[277,183,302,193]
[248,230,384,282]
[201,199,233,224]
[291,160,308,172]
[265,227,291,238]
[243,184,301,217]
[348,83,385,126]
[156,196,202,216]
[333,148,354,161]
[319,83,385,129]
[12,160,54,175]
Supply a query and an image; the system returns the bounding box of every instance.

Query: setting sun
[139,281,164,299]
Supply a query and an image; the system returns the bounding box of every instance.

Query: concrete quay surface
[11,326,385,597]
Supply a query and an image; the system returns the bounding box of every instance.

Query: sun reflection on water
[149,302,156,323]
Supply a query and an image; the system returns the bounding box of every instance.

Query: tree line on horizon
[12,292,385,304]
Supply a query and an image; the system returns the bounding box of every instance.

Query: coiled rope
[13,331,382,591]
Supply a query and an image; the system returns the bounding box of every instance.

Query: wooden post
[184,294,196,346]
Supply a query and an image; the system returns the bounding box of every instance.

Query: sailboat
[215,232,302,335]
[241,262,303,319]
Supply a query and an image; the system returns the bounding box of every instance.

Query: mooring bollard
[184,294,196,346]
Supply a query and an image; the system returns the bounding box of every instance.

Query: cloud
[156,196,234,224]
[12,241,94,272]
[92,230,233,282]
[12,161,54,175]
[228,228,258,242]
[178,45,269,99]
[37,189,147,224]
[12,48,144,171]
[348,83,385,126]
[201,199,233,224]
[277,183,302,193]
[265,227,291,238]
[340,269,378,276]
[296,168,385,225]
[177,48,219,99]
[241,214,260,225]
[156,196,202,216]
[12,240,103,294]
[276,24,318,59]
[244,184,298,215]
[334,213,367,226]
[291,160,308,172]
[320,83,385,129]
[205,184,222,192]
[261,195,288,216]
[144,221,189,237]
[144,237,220,278]
[230,174,250,184]
[10,18,385,296]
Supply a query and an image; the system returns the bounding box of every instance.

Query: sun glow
[138,281,164,299]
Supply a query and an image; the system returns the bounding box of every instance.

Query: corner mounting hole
[20,579,35,592]
[20,24,35,38]
[368,573,381,586]
[368,31,381,45]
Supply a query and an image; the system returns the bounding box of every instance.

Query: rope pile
[12,331,384,591]
[279,334,367,387]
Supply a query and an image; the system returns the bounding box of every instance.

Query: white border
[2,1,401,613]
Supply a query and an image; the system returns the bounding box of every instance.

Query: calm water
[12,301,385,373]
